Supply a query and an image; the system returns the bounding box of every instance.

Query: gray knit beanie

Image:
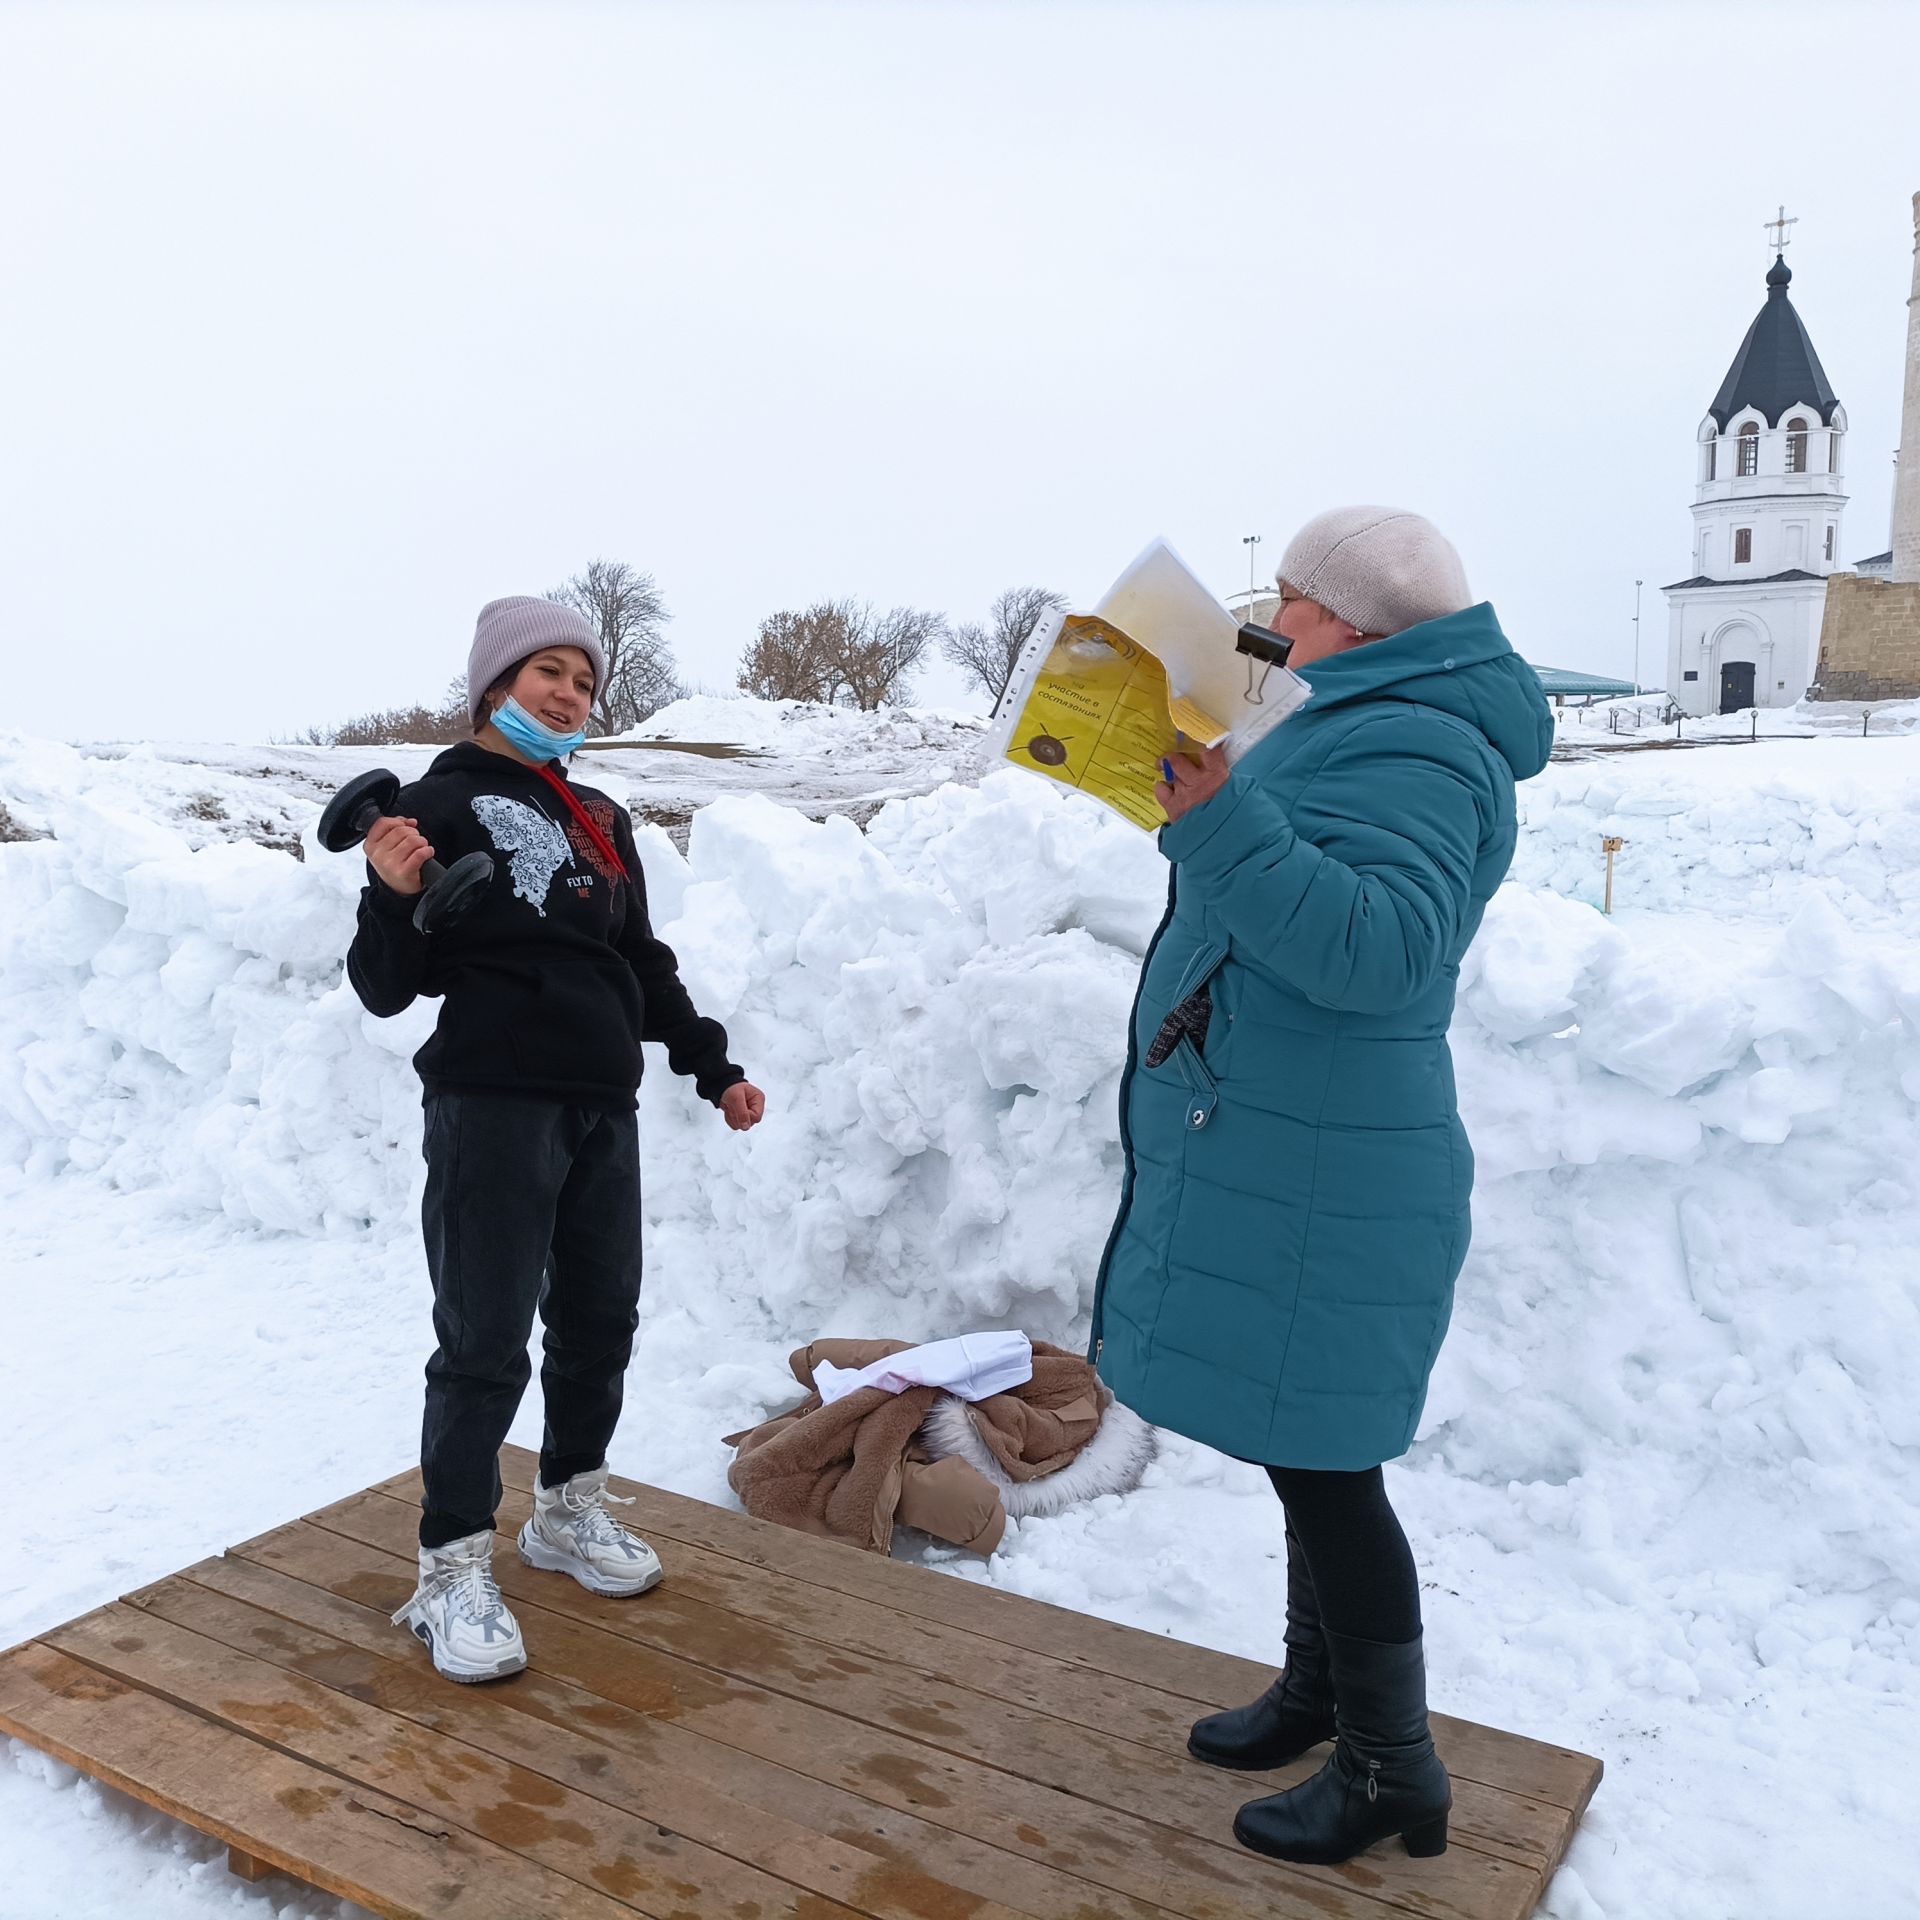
[1276,507,1472,638]
[467,596,607,726]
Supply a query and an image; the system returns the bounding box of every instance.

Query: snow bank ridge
[1,731,1916,1309]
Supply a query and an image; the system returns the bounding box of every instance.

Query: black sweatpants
[417,1092,644,1550]
[1267,1464,1422,1644]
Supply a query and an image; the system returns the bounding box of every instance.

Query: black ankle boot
[1232,1629,1451,1865]
[1189,1519,1336,1770]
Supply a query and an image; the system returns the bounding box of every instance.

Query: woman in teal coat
[1091,507,1553,1868]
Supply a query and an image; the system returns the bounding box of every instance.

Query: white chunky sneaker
[390,1529,527,1683]
[517,1465,664,1597]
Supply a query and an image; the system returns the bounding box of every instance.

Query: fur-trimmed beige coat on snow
[724,1337,1155,1556]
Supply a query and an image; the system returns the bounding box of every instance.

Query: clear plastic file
[985,538,1309,831]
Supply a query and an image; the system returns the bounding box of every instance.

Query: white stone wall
[1664,578,1829,715]
[1691,407,1849,580]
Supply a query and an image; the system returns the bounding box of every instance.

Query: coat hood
[1294,602,1554,782]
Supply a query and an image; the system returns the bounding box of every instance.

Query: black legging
[1266,1464,1421,1644]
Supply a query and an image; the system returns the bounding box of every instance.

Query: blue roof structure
[1532,665,1638,697]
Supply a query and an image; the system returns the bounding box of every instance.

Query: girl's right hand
[366,815,435,896]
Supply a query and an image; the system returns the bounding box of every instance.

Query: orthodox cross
[1765,205,1798,255]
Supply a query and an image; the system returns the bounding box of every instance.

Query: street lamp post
[1633,578,1644,692]
[1243,534,1262,620]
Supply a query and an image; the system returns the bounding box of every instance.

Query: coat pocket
[1140,935,1232,1131]
[1143,938,1228,1064]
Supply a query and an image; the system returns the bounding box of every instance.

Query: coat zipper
[1087,867,1179,1362]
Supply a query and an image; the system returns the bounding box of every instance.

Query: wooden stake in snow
[1602,835,1626,914]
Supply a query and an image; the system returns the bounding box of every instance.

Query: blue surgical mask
[491,695,588,762]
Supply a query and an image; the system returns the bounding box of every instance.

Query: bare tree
[941,586,1068,707]
[843,604,944,709]
[738,600,858,704]
[549,559,685,735]
[301,677,471,746]
[738,599,946,710]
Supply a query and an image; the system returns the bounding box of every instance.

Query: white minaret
[1664,211,1849,715]
[1893,191,1920,582]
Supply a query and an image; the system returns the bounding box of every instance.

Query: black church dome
[1707,256,1841,430]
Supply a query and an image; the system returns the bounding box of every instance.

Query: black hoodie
[344,743,743,1111]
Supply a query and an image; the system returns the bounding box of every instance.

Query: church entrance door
[1719,660,1756,713]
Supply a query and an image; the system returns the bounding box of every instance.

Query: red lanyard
[535,763,630,881]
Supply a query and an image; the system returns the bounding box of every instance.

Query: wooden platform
[0,1444,1599,1918]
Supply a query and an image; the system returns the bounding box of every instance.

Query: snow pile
[4,719,1920,1916]
[0,733,323,857]
[1439,878,1920,1557]
[1516,740,1920,930]
[0,734,1160,1344]
[3,725,1917,1364]
[638,775,1165,1345]
[620,693,988,758]
[0,735,407,1220]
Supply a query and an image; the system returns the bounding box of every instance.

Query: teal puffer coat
[1090,603,1553,1469]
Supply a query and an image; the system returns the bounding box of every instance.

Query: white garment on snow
[813,1330,1034,1408]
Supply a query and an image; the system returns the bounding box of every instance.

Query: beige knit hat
[1277,507,1472,639]
[467,596,607,727]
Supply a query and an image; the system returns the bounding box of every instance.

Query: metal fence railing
[1566,698,1909,743]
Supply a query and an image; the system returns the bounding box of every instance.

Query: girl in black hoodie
[346,595,765,1683]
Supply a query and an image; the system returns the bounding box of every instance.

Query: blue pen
[1160,757,1174,784]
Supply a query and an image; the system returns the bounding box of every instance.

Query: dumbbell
[317,768,493,934]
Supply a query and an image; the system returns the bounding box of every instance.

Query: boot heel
[1404,1815,1448,1857]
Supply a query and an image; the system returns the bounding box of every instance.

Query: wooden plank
[260,1506,1545,1920]
[177,1544,1194,1920]
[392,1474,1580,1822]
[228,1520,1378,1920]
[346,1480,1569,1886]
[46,1603,870,1920]
[512,1490,1203,1752]
[477,1447,1602,1820]
[0,1453,1597,1920]
[319,1483,1564,1882]
[127,1567,1027,1920]
[0,1641,633,1919]
[383,1453,1260,1701]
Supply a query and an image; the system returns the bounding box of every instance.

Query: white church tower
[1665,212,1848,714]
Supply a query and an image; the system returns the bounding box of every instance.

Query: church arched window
[1702,434,1717,482]
[1786,417,1809,473]
[1737,424,1759,477]
[1733,528,1753,564]
[1825,525,1836,562]
[1829,429,1841,474]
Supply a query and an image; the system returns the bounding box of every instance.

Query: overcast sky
[3,0,1916,742]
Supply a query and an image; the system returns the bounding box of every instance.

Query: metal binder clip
[1236,622,1291,706]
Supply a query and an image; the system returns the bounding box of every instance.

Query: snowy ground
[1555,690,1920,756]
[3,707,1918,1919]
[28,695,987,858]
